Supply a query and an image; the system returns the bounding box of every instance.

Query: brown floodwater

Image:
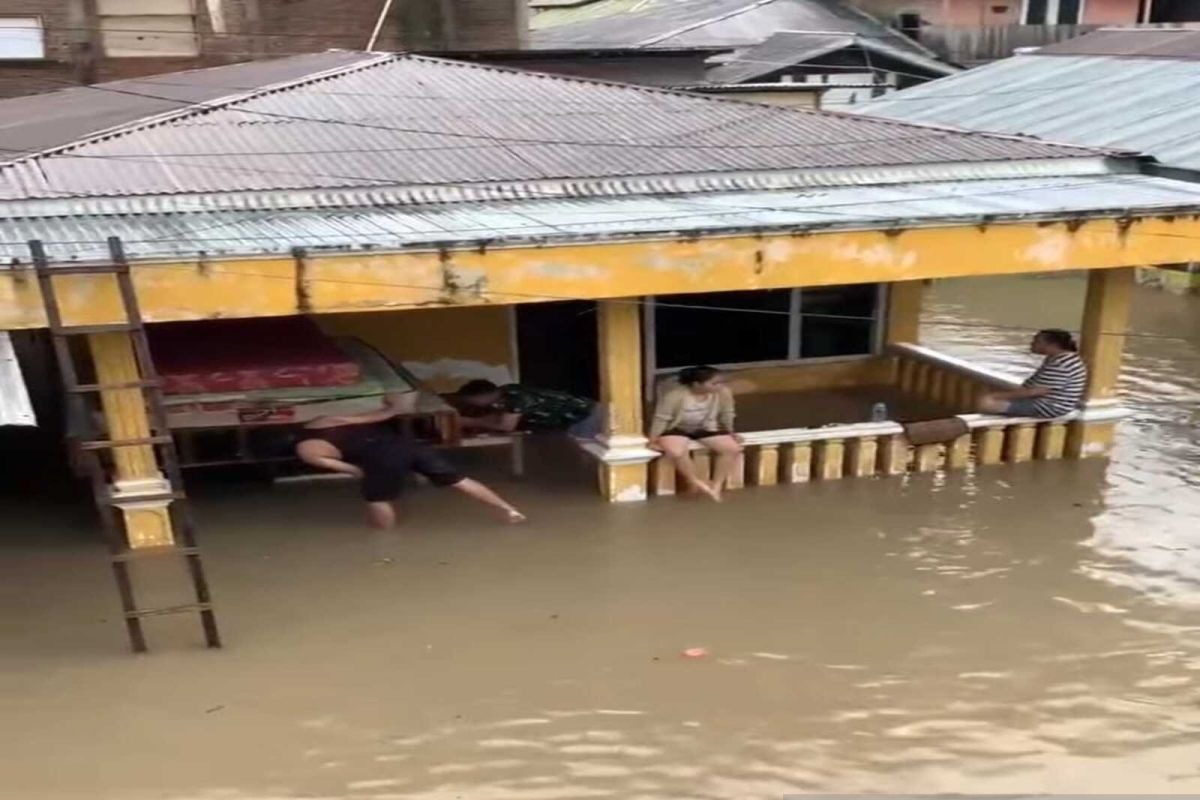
[2,274,1200,800]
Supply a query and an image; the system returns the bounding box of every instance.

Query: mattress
[164,338,446,430]
[149,317,361,395]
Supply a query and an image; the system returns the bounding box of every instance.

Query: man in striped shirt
[979,329,1089,418]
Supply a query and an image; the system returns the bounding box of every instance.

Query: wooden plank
[815,439,845,480]
[975,427,1005,465]
[780,442,813,483]
[878,435,910,475]
[846,436,878,478]
[1005,423,1036,463]
[747,444,779,487]
[1037,422,1067,460]
[914,443,943,472]
[947,433,973,469]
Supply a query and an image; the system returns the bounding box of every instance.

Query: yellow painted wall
[8,216,1200,330]
[316,305,514,392]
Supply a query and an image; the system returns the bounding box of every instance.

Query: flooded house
[4,50,1200,648]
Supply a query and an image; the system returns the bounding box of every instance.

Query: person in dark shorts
[648,366,742,502]
[447,380,603,438]
[978,329,1089,418]
[295,393,525,529]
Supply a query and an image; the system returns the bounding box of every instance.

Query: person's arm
[647,390,679,442]
[994,385,1051,400]
[461,412,522,433]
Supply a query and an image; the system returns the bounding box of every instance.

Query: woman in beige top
[648,366,741,501]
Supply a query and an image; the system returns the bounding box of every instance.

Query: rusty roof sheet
[1035,26,1200,59]
[0,51,378,162]
[852,52,1200,170]
[0,53,1108,203]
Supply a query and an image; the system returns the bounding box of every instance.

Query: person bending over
[648,366,742,502]
[448,379,602,438]
[978,329,1088,418]
[295,393,525,529]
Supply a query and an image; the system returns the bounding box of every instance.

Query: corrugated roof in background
[0,51,377,162]
[6,175,1200,264]
[852,53,1200,170]
[1035,26,1200,59]
[706,29,957,84]
[530,0,932,56]
[0,54,1102,202]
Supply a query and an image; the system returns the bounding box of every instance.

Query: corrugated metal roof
[530,0,932,56]
[1035,26,1200,59]
[0,51,377,162]
[0,332,35,427]
[706,30,957,84]
[6,175,1200,264]
[852,53,1200,171]
[0,53,1102,202]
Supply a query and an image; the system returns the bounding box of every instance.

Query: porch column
[595,298,652,502]
[1067,267,1134,459]
[88,332,175,548]
[885,280,925,384]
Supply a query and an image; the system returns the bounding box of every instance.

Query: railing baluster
[947,433,973,469]
[914,443,942,472]
[1005,423,1036,463]
[1036,422,1067,460]
[652,456,676,496]
[847,436,878,477]
[975,427,1005,465]
[781,442,813,483]
[748,444,780,486]
[815,439,845,480]
[878,435,909,475]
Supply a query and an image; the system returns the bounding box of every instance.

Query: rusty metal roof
[1035,26,1200,59]
[853,51,1200,171]
[0,51,378,162]
[0,53,1109,203]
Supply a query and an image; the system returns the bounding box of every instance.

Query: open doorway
[516,301,599,399]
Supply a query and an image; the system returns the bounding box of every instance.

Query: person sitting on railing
[648,365,742,502]
[978,329,1088,418]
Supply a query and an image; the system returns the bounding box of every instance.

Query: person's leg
[365,501,397,529]
[700,434,743,499]
[977,393,1010,414]
[412,444,526,522]
[658,434,719,501]
[451,478,526,522]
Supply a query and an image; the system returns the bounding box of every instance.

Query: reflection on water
[1,275,1199,799]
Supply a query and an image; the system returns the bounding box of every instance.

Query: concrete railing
[643,344,1128,497]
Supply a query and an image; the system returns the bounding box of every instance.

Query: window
[98,0,198,58]
[0,17,45,60]
[649,284,883,372]
[1022,0,1083,23]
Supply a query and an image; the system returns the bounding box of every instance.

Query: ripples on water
[4,275,1200,799]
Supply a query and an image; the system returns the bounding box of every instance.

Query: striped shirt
[1023,352,1088,417]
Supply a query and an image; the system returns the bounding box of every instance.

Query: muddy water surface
[2,275,1200,799]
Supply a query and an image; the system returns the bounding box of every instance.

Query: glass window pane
[799,284,877,358]
[655,290,791,369]
[0,18,45,60]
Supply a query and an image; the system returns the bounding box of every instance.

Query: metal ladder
[30,237,221,653]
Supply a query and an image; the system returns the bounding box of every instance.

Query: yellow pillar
[1068,268,1134,458]
[596,299,649,501]
[886,280,924,344]
[88,332,174,548]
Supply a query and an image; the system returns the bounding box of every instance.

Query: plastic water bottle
[870,402,889,422]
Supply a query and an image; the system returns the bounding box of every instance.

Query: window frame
[98,0,199,59]
[0,15,47,61]
[642,284,889,393]
[1021,0,1087,23]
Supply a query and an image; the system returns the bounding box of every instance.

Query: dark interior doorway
[516,301,599,399]
[1149,0,1200,20]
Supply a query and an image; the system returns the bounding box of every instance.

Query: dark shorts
[660,428,732,441]
[1003,398,1045,418]
[357,440,463,502]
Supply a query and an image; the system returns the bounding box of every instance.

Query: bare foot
[505,509,528,524]
[692,481,722,503]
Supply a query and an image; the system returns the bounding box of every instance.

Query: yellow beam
[5,217,1200,329]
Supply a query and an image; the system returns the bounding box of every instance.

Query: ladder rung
[68,379,161,393]
[106,491,187,505]
[125,602,212,620]
[112,545,199,563]
[80,435,175,450]
[52,323,140,335]
[40,264,130,276]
